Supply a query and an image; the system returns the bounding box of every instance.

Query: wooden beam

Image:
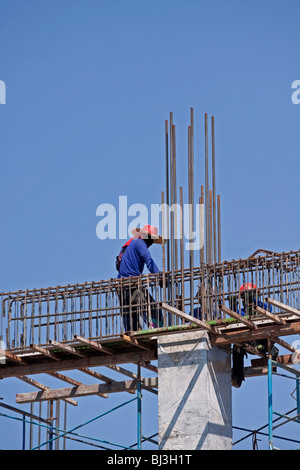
[79,367,135,395]
[266,298,300,318]
[73,335,113,355]
[0,349,26,365]
[244,366,269,377]
[48,340,86,358]
[211,318,300,347]
[137,361,158,373]
[0,349,157,379]
[220,305,257,329]
[105,364,158,394]
[30,344,60,361]
[243,343,265,358]
[48,371,108,398]
[18,375,77,406]
[16,377,158,403]
[255,306,285,325]
[251,354,294,368]
[271,336,297,353]
[122,334,153,350]
[161,302,218,334]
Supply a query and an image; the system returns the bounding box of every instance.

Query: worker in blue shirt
[230,283,278,388]
[117,225,164,332]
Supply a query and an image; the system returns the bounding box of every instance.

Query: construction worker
[116,225,164,332]
[230,283,278,388]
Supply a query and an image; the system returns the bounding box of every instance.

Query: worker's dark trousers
[119,287,163,332]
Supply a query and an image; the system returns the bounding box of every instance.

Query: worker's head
[131,224,163,245]
[240,283,259,293]
[240,283,260,301]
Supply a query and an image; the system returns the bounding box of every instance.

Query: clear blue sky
[0,0,299,450]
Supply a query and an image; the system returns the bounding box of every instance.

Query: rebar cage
[1,250,300,351]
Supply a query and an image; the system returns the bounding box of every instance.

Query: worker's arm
[136,240,159,274]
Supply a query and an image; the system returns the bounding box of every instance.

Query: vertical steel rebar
[190,108,194,314]
[205,113,209,263]
[170,113,175,306]
[209,189,213,264]
[200,186,205,265]
[165,119,170,273]
[212,116,217,263]
[217,194,221,263]
[180,186,185,309]
[172,124,178,272]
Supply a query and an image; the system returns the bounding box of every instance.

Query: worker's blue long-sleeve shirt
[117,238,159,278]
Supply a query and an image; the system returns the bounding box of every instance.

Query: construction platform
[1,249,300,402]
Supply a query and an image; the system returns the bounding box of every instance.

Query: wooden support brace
[161,302,218,334]
[105,364,157,394]
[255,306,285,325]
[220,305,257,329]
[16,377,158,403]
[243,343,265,358]
[79,367,135,394]
[30,344,60,360]
[73,335,113,355]
[269,336,296,353]
[0,349,157,379]
[0,350,26,365]
[266,298,300,318]
[18,375,77,406]
[48,371,108,398]
[122,334,153,350]
[48,339,86,358]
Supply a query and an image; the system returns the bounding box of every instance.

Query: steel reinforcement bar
[1,250,299,350]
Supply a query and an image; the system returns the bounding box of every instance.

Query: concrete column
[158,330,232,450]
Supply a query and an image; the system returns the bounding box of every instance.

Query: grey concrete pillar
[158,330,232,450]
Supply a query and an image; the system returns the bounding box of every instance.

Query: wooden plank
[16,377,158,403]
[105,364,158,394]
[0,349,157,379]
[266,298,300,317]
[18,375,77,406]
[48,339,86,358]
[73,335,113,355]
[30,344,60,361]
[255,306,285,325]
[220,305,257,329]
[0,349,26,365]
[251,354,294,368]
[79,367,135,395]
[244,366,269,377]
[211,318,300,347]
[122,334,153,350]
[271,336,297,353]
[161,302,218,334]
[243,343,265,357]
[48,371,108,398]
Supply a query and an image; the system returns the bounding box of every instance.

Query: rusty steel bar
[165,119,170,273]
[1,250,300,349]
[212,116,217,263]
[217,194,221,263]
[205,113,209,263]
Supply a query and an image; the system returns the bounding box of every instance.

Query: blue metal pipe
[268,357,273,450]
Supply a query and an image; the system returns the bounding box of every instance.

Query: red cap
[240,283,259,292]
